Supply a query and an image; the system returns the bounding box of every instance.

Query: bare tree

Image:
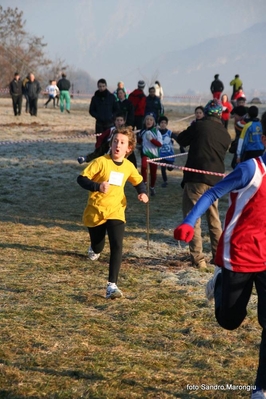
[0,6,51,86]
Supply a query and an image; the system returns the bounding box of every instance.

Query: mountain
[134,23,266,98]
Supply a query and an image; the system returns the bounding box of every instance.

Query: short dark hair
[237,96,246,102]
[97,78,107,86]
[248,106,259,119]
[234,106,247,117]
[114,111,126,120]
[195,106,204,113]
[158,115,168,124]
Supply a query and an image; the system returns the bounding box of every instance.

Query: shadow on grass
[0,242,88,259]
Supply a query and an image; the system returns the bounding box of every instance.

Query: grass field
[0,97,265,398]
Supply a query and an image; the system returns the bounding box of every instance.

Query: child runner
[158,115,179,187]
[138,113,163,196]
[77,127,148,299]
[174,111,266,399]
[236,106,264,164]
[77,112,137,167]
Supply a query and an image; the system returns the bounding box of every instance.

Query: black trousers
[28,98,38,116]
[215,268,266,389]
[45,95,56,107]
[88,219,125,284]
[133,115,144,130]
[11,95,22,115]
[161,160,174,182]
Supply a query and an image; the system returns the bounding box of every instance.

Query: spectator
[145,86,163,123]
[180,106,205,154]
[230,96,249,116]
[128,80,146,130]
[24,73,41,116]
[210,74,224,100]
[57,73,71,113]
[116,88,134,127]
[231,87,246,106]
[176,99,231,269]
[44,80,59,109]
[9,72,23,116]
[230,74,243,101]
[113,81,130,99]
[89,78,118,143]
[221,94,233,129]
[236,106,264,163]
[154,80,164,101]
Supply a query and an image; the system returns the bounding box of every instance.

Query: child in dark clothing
[158,115,179,187]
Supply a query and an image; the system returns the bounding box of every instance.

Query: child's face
[145,116,154,129]
[159,120,168,129]
[117,90,125,100]
[111,133,131,161]
[114,117,125,128]
[195,109,204,119]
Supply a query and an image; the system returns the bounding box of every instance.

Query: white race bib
[109,171,124,186]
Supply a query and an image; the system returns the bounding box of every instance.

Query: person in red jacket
[128,80,146,130]
[221,94,233,129]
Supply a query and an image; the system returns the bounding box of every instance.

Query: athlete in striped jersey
[174,111,266,398]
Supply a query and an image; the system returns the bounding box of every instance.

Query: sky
[2,0,266,94]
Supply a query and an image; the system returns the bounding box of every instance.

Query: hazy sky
[3,0,266,92]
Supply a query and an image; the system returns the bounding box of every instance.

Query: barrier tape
[147,154,226,177]
[0,131,102,146]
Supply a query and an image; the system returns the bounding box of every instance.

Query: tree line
[0,6,96,94]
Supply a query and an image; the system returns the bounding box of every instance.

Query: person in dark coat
[9,72,23,116]
[89,78,118,143]
[116,88,134,126]
[145,86,163,123]
[57,73,71,113]
[210,74,224,100]
[24,73,41,116]
[176,99,231,269]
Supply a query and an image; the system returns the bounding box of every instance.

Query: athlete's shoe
[251,389,266,398]
[106,282,123,300]
[88,246,100,261]
[77,156,86,164]
[150,187,156,196]
[205,266,221,301]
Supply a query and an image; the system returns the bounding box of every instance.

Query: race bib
[109,171,124,186]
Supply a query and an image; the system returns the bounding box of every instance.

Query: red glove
[174,223,194,242]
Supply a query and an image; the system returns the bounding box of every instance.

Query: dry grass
[0,97,263,398]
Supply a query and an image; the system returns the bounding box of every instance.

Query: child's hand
[138,193,149,203]
[99,181,110,193]
[146,132,153,141]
